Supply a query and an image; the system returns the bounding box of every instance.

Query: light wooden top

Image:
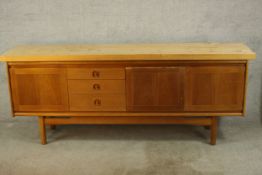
[0,43,255,62]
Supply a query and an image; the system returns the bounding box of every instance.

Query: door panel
[126,67,184,111]
[185,65,245,112]
[10,68,69,112]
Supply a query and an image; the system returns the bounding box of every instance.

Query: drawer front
[69,93,126,111]
[68,80,125,93]
[67,68,125,79]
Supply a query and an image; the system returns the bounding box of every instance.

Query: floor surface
[1,118,262,175]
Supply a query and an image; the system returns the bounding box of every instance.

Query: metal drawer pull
[94,99,101,106]
[93,83,101,90]
[92,71,100,78]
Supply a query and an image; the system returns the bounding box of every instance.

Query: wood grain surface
[0,43,255,61]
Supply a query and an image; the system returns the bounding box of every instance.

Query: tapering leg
[38,116,47,145]
[210,116,218,145]
[50,125,56,130]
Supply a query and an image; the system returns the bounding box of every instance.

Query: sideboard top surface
[0,43,255,62]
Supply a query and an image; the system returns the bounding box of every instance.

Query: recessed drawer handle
[93,83,101,90]
[92,71,100,78]
[94,99,101,106]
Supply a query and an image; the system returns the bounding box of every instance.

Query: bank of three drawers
[67,68,126,111]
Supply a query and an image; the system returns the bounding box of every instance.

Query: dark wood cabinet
[10,68,69,111]
[1,43,255,145]
[10,65,246,113]
[126,67,184,111]
[8,64,247,145]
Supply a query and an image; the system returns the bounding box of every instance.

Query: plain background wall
[0,0,261,125]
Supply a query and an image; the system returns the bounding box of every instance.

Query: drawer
[68,80,125,93]
[69,93,126,111]
[67,68,125,79]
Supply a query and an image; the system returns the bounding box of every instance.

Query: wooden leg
[38,116,47,145]
[50,125,56,130]
[210,116,218,145]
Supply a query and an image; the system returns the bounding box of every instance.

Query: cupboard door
[126,67,184,111]
[10,68,69,112]
[185,65,245,112]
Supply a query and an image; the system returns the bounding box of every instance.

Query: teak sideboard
[0,43,256,145]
